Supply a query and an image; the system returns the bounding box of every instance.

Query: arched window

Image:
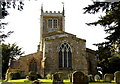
[59,43,72,68]
[29,59,37,72]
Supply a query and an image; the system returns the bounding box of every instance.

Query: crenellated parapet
[41,10,64,16]
[41,4,65,16]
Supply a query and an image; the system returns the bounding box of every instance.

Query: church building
[8,5,97,78]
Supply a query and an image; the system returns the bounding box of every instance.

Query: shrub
[27,71,38,81]
[10,72,21,80]
[46,73,52,79]
[36,73,42,79]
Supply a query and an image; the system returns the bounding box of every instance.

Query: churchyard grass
[9,79,71,84]
[8,79,116,84]
[90,83,116,84]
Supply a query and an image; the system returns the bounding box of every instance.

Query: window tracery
[59,43,72,68]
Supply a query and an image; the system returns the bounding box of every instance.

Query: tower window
[59,43,72,69]
[53,19,58,28]
[48,19,52,28]
[48,19,58,28]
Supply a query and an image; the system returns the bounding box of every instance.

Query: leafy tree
[84,1,120,51]
[0,0,24,80]
[97,45,120,74]
[108,56,120,73]
[1,43,24,79]
[0,0,24,19]
[0,0,24,43]
[83,1,120,74]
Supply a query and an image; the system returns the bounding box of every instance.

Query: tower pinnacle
[62,2,64,16]
[41,4,43,15]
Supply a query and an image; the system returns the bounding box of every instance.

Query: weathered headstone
[104,74,113,82]
[68,73,72,82]
[88,74,94,82]
[114,71,120,84]
[52,73,63,84]
[72,71,88,84]
[94,74,100,82]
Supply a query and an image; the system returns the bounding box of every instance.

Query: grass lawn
[9,79,71,84]
[8,79,117,84]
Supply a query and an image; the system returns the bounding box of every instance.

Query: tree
[84,1,120,51]
[83,1,120,74]
[97,45,120,74]
[1,43,24,79]
[0,0,24,19]
[0,0,24,80]
[0,0,24,43]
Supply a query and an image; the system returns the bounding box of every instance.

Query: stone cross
[72,71,88,84]
[114,71,120,84]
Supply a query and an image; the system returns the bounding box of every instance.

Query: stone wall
[42,33,88,77]
[86,48,97,75]
[8,51,43,76]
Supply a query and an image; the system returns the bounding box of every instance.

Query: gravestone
[68,73,72,82]
[72,71,88,84]
[104,74,113,82]
[94,74,100,82]
[88,74,94,82]
[114,71,120,84]
[52,73,63,84]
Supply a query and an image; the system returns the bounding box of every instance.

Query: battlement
[41,10,64,16]
[41,4,65,16]
[45,11,62,14]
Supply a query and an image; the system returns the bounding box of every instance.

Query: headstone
[94,74,100,82]
[72,71,88,84]
[88,74,94,82]
[114,71,120,84]
[68,73,72,82]
[104,74,113,82]
[52,73,63,84]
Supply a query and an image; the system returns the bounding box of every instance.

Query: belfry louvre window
[48,19,52,28]
[48,19,58,28]
[53,19,58,28]
[59,43,72,68]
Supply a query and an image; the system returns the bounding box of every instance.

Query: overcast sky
[4,0,108,55]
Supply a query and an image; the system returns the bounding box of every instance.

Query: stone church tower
[38,5,65,52]
[7,5,97,78]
